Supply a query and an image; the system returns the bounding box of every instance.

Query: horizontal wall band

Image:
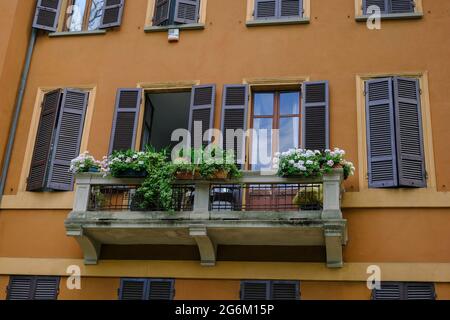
[0,258,449,282]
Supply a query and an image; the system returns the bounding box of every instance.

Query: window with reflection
[251,91,301,170]
[65,0,105,32]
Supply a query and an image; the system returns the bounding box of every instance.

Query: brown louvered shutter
[119,279,148,300]
[189,85,216,148]
[33,277,60,300]
[271,281,300,300]
[27,90,62,192]
[301,81,329,150]
[148,279,175,300]
[109,89,143,153]
[393,77,426,188]
[280,0,303,18]
[241,281,270,300]
[32,0,63,32]
[365,78,398,188]
[221,85,249,166]
[100,0,125,28]
[47,89,89,191]
[7,276,34,300]
[174,0,200,24]
[153,0,171,26]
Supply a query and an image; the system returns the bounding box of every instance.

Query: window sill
[246,17,310,27]
[144,23,205,33]
[355,12,423,22]
[48,30,107,37]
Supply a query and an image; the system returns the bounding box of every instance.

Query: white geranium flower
[327,160,334,167]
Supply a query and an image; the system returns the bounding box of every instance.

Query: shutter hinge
[363,90,367,96]
[425,171,428,180]
[419,88,423,95]
[366,172,370,180]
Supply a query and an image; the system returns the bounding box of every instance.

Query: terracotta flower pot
[213,170,230,180]
[175,171,196,180]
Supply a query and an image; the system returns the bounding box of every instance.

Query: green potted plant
[108,150,150,178]
[70,151,101,174]
[197,147,241,180]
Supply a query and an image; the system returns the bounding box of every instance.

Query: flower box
[114,169,148,178]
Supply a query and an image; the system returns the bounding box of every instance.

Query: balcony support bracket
[189,225,217,267]
[324,222,346,268]
[66,226,101,265]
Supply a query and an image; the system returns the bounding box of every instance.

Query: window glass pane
[88,0,105,30]
[279,118,299,152]
[254,93,274,116]
[252,118,273,171]
[280,92,300,115]
[68,0,87,32]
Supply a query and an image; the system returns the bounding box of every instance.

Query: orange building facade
[0,0,449,300]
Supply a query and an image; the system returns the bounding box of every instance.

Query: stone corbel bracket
[189,225,217,267]
[66,225,101,265]
[324,222,347,268]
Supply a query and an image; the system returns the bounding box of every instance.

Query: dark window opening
[141,91,191,151]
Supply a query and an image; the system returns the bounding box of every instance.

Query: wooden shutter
[100,0,125,28]
[365,78,398,188]
[119,279,148,300]
[174,0,200,24]
[255,0,278,19]
[301,81,329,150]
[280,0,303,18]
[153,0,171,26]
[148,279,175,300]
[372,282,402,300]
[241,281,270,300]
[405,283,436,300]
[363,0,389,14]
[33,277,60,300]
[393,77,426,188]
[32,0,62,31]
[27,90,62,192]
[109,89,143,153]
[390,0,415,13]
[47,89,89,191]
[7,276,34,300]
[271,281,300,300]
[189,85,216,148]
[221,85,249,166]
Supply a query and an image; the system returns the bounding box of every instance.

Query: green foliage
[108,149,150,177]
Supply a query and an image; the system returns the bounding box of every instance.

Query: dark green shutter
[100,0,125,28]
[109,89,143,153]
[365,78,398,188]
[393,77,426,188]
[241,281,270,300]
[174,0,200,24]
[302,81,329,150]
[32,0,62,31]
[27,90,62,191]
[119,279,148,300]
[189,85,216,148]
[221,84,249,166]
[47,89,89,191]
[148,279,175,300]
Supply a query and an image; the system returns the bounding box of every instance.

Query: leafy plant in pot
[197,147,241,180]
[108,149,150,178]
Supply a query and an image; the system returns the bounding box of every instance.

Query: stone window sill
[144,23,205,33]
[355,12,423,22]
[49,30,107,37]
[246,17,310,27]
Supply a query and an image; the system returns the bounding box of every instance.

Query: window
[119,278,175,300]
[241,280,300,300]
[249,81,329,171]
[372,282,435,300]
[32,0,125,32]
[365,77,426,188]
[254,0,303,20]
[27,89,89,192]
[152,0,201,26]
[363,0,416,15]
[7,276,60,300]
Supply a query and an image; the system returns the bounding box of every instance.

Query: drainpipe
[0,27,37,205]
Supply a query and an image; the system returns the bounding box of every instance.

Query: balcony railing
[66,169,347,268]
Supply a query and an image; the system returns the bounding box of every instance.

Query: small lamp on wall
[168,28,180,42]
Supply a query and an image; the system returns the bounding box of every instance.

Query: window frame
[355,0,423,21]
[144,0,207,32]
[246,0,310,27]
[356,72,436,192]
[250,89,302,170]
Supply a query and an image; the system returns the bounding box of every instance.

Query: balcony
[65,169,347,268]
